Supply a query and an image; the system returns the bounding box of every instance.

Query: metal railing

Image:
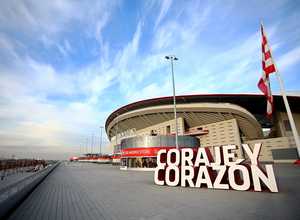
[1,166,37,179]
[0,163,59,203]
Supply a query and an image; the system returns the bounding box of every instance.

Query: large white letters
[154,149,166,185]
[194,148,211,167]
[212,166,229,190]
[166,165,180,186]
[242,143,261,165]
[195,166,213,188]
[251,164,278,192]
[154,144,278,193]
[181,149,195,187]
[228,165,250,191]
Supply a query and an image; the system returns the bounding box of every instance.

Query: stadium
[105,92,300,169]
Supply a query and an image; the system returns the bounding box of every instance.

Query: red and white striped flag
[258,21,276,119]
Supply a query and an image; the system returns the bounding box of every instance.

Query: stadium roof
[106,92,300,131]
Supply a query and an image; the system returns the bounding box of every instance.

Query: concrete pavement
[7,162,300,220]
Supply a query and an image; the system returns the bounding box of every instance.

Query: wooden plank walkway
[7,162,300,220]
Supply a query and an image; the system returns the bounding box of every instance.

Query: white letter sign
[154,144,278,193]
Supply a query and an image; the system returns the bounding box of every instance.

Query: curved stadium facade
[105,93,300,169]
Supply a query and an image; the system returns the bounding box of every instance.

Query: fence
[0,162,60,219]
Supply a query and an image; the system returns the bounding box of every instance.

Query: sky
[0,0,300,160]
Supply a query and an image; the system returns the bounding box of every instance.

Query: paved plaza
[7,162,300,220]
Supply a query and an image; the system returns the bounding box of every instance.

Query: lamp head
[165,56,170,59]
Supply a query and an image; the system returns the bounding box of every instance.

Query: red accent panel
[293,159,300,164]
[185,130,209,135]
[121,147,199,158]
[159,133,176,136]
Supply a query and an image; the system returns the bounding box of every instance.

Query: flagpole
[261,20,300,159]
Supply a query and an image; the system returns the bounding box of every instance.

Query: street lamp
[78,144,81,157]
[100,126,104,156]
[86,139,89,156]
[116,114,119,154]
[165,55,179,150]
[83,142,85,157]
[91,134,95,156]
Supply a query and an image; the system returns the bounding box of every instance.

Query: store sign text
[122,149,151,156]
[154,144,278,192]
[111,128,136,142]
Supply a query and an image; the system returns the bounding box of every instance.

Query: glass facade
[120,136,199,170]
[126,157,158,168]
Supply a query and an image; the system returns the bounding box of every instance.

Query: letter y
[242,143,262,165]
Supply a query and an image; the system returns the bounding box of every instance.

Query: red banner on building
[121,147,198,157]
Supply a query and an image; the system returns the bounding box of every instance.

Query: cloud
[277,45,300,70]
[154,0,173,30]
[0,85,112,159]
[0,0,121,62]
[0,34,20,60]
[0,0,119,34]
[112,22,143,96]
[0,0,299,160]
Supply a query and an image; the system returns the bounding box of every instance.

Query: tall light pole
[83,142,85,157]
[86,139,89,156]
[165,55,179,150]
[116,114,119,154]
[91,134,95,156]
[100,126,104,156]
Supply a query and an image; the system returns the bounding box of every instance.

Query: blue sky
[0,0,299,160]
